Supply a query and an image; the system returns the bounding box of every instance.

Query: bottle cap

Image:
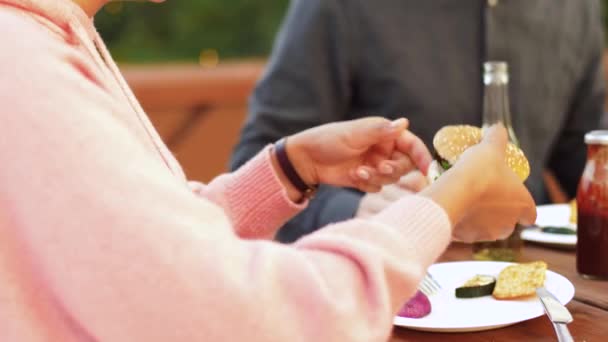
[585,130,608,145]
[484,61,508,74]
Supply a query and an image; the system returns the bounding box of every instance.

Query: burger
[427,125,530,182]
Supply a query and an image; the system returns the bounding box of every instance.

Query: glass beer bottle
[576,131,608,279]
[472,61,523,261]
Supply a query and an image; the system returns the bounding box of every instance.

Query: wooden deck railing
[123,62,264,182]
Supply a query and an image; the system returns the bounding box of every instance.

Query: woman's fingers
[377,157,414,177]
[351,166,382,190]
[366,149,417,180]
[343,117,409,151]
[351,165,406,192]
[395,130,433,175]
[354,150,429,193]
[354,119,431,183]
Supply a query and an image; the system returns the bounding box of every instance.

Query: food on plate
[540,226,576,235]
[427,125,530,182]
[493,261,547,300]
[472,246,520,262]
[455,275,496,298]
[569,199,577,223]
[397,290,432,319]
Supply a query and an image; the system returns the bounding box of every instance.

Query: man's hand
[356,171,428,218]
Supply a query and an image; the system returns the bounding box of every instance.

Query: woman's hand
[283,117,433,193]
[420,125,536,242]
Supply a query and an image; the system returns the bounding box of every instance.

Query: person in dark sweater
[231,0,605,242]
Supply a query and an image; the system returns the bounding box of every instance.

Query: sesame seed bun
[432,125,530,181]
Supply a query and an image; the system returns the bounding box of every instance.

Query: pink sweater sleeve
[188,147,306,239]
[0,9,452,342]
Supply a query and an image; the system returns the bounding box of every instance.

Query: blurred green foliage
[96,0,289,63]
[97,0,608,63]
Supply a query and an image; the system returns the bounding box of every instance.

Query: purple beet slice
[397,290,432,318]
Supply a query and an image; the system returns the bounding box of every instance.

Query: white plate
[521,204,577,248]
[393,261,575,332]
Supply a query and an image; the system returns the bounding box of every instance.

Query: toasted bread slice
[492,261,547,300]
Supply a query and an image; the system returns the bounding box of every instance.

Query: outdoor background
[96,0,292,183]
[94,1,608,200]
[98,0,607,63]
[97,0,289,63]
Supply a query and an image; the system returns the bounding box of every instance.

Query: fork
[419,272,442,296]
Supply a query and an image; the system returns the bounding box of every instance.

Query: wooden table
[391,242,608,341]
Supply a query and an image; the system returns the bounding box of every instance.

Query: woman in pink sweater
[0,0,536,341]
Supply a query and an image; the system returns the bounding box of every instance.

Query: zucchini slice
[455,275,496,298]
[541,226,576,235]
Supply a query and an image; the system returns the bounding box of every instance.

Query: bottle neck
[482,81,519,146]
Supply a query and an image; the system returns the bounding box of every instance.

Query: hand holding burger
[420,124,536,242]
[428,125,530,182]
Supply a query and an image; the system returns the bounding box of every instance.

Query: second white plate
[521,204,576,248]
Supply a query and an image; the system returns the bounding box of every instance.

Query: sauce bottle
[576,131,608,279]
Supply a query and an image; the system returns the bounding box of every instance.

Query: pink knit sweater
[0,1,452,341]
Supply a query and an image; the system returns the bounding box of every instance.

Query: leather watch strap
[274,138,318,199]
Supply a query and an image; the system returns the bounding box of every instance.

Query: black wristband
[274,138,318,198]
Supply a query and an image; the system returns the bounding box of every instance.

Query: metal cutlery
[419,272,441,296]
[536,287,574,342]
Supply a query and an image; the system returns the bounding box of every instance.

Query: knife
[536,287,574,342]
